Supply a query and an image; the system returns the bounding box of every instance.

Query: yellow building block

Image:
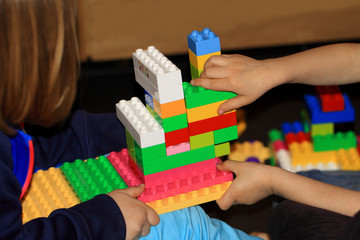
[337,148,360,170]
[22,167,80,223]
[147,181,231,215]
[288,141,313,155]
[187,100,234,123]
[188,49,221,71]
[228,141,270,163]
[153,98,186,119]
[291,150,338,171]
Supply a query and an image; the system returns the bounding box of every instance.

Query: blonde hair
[0,0,79,136]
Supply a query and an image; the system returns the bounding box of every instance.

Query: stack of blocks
[269,86,360,171]
[21,28,238,222]
[117,28,237,214]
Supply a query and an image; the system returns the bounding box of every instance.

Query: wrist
[263,57,293,87]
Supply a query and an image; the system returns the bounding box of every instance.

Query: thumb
[218,96,250,115]
[216,182,236,210]
[120,184,145,198]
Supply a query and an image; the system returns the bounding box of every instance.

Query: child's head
[0,0,79,135]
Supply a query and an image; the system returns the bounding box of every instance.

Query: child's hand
[107,184,160,240]
[191,54,282,114]
[216,160,274,210]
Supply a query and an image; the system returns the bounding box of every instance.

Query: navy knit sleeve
[32,110,127,169]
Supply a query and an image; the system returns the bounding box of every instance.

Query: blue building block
[187,28,221,56]
[144,90,154,109]
[304,94,355,124]
[281,121,304,135]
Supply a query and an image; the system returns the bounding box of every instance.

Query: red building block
[188,111,237,136]
[165,127,189,147]
[316,86,344,112]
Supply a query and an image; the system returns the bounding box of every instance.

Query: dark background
[75,40,360,233]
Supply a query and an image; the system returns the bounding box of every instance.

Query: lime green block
[190,131,214,150]
[190,63,202,79]
[183,82,237,109]
[311,123,334,137]
[214,125,238,144]
[125,130,136,162]
[215,142,230,157]
[143,145,215,175]
[61,156,128,202]
[146,104,163,125]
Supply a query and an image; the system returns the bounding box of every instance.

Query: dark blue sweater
[0,110,128,240]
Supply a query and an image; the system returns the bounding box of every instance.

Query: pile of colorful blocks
[269,85,360,172]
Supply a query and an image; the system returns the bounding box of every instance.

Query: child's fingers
[216,183,237,210]
[203,54,231,69]
[146,206,160,226]
[200,65,228,79]
[120,184,145,198]
[190,78,230,92]
[217,95,250,114]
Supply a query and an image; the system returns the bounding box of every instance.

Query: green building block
[268,129,284,142]
[143,145,215,175]
[214,125,238,144]
[190,131,214,150]
[134,140,166,166]
[146,104,163,125]
[311,123,334,137]
[215,142,230,157]
[162,113,188,133]
[313,131,357,152]
[125,130,136,161]
[61,156,128,202]
[183,82,237,109]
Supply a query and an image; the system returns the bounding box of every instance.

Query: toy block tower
[115,28,238,214]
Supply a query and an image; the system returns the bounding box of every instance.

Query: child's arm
[191,43,360,114]
[107,185,160,240]
[217,161,360,217]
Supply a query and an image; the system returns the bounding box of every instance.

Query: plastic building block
[311,123,334,137]
[10,130,34,199]
[132,46,182,90]
[142,145,215,175]
[213,125,238,144]
[22,167,80,223]
[274,149,292,172]
[116,97,165,148]
[190,63,202,79]
[183,82,236,109]
[271,140,288,151]
[147,181,231,215]
[188,49,221,71]
[337,148,360,170]
[190,131,214,150]
[284,132,311,145]
[313,131,357,152]
[268,129,284,142]
[281,121,304,135]
[188,111,237,136]
[316,86,344,112]
[187,28,221,56]
[134,67,184,104]
[107,150,145,187]
[215,142,230,157]
[166,142,191,156]
[139,165,233,203]
[61,156,128,201]
[186,100,229,123]
[304,94,355,124]
[288,141,313,155]
[164,127,189,147]
[228,141,270,163]
[144,90,154,109]
[134,141,166,162]
[161,113,188,133]
[153,98,186,119]
[144,158,219,188]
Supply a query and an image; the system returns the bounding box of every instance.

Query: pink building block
[107,150,144,187]
[166,142,191,156]
[139,164,233,203]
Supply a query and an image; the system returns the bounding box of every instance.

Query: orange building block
[153,98,186,119]
[186,100,233,123]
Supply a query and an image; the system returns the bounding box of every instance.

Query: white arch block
[116,97,165,148]
[133,46,183,90]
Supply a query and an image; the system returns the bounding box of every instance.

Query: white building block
[116,97,165,148]
[133,46,182,90]
[134,68,184,104]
